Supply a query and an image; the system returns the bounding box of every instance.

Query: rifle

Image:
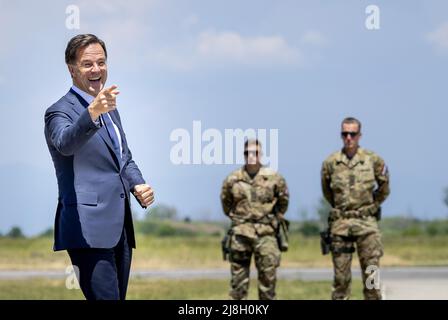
[320,228,332,255]
[276,217,290,252]
[221,229,232,261]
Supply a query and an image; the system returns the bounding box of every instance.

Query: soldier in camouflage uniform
[321,117,390,300]
[221,139,289,300]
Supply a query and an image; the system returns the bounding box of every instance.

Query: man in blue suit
[44,34,154,300]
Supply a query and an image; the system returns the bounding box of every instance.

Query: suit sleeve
[321,161,334,207]
[45,107,100,156]
[373,155,390,205]
[123,145,146,191]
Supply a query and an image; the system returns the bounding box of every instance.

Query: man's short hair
[65,34,107,65]
[244,139,262,150]
[341,117,362,132]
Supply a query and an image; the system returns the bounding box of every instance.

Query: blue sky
[1,0,448,236]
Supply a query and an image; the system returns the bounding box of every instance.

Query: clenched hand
[133,184,155,208]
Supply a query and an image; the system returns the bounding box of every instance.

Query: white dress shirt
[71,85,123,158]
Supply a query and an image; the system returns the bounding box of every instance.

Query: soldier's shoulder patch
[381,164,388,176]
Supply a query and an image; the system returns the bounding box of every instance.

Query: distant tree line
[4,187,448,239]
[0,226,25,238]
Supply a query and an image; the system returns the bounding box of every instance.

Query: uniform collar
[337,148,365,167]
[240,165,263,181]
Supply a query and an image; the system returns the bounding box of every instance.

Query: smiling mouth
[88,77,102,84]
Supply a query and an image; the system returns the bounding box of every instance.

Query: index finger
[102,85,119,94]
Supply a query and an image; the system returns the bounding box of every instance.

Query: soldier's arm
[373,155,390,205]
[321,161,334,207]
[220,177,234,216]
[275,175,289,218]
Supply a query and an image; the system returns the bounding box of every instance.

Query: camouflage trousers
[331,230,383,300]
[229,234,281,300]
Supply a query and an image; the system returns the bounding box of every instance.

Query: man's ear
[67,64,74,79]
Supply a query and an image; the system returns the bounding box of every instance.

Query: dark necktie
[101,113,121,160]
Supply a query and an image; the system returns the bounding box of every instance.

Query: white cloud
[196,30,301,66]
[87,18,148,50]
[427,22,448,53]
[146,30,304,71]
[300,30,328,47]
[72,1,159,70]
[75,0,157,40]
[57,1,324,72]
[146,29,331,71]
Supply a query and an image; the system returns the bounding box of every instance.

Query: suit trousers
[67,226,132,300]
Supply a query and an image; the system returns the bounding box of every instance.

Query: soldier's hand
[133,184,155,208]
[88,85,120,121]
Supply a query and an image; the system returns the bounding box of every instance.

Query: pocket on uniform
[358,168,375,184]
[330,175,345,192]
[65,192,98,206]
[230,234,250,251]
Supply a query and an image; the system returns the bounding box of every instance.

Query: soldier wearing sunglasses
[220,139,289,300]
[321,117,390,300]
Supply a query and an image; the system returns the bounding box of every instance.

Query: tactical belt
[330,203,378,220]
[331,246,356,254]
[231,214,275,226]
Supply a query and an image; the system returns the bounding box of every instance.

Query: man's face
[244,144,262,165]
[341,123,361,150]
[68,43,107,97]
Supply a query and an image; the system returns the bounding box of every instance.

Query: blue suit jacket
[44,89,145,251]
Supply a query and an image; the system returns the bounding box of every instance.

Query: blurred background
[1,0,448,299]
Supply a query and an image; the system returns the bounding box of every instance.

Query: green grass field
[1,231,444,300]
[1,234,448,270]
[0,278,364,300]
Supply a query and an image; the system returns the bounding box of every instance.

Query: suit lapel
[109,110,126,170]
[66,89,87,115]
[98,121,122,170]
[66,89,121,170]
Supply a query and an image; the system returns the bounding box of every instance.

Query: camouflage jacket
[221,166,289,238]
[321,148,390,236]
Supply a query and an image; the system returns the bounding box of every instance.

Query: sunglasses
[244,150,259,156]
[341,131,359,138]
